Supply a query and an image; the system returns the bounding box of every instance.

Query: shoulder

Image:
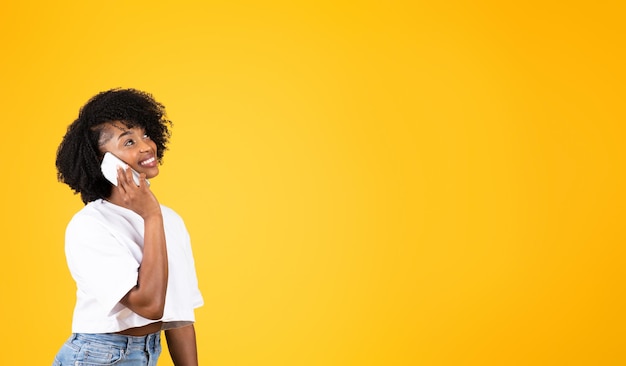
[67,201,107,229]
[66,199,139,235]
[65,202,122,254]
[159,204,190,237]
[160,204,185,223]
[159,204,177,216]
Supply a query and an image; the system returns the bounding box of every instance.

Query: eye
[143,133,150,139]
[124,139,135,147]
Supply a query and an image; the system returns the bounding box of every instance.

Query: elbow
[141,300,166,320]
[129,296,165,320]
[143,310,164,320]
[121,285,167,320]
[140,307,164,320]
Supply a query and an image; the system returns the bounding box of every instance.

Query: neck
[105,187,125,207]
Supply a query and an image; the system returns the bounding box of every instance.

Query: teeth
[140,157,155,166]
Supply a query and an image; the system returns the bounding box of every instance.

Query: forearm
[121,213,169,319]
[165,324,198,366]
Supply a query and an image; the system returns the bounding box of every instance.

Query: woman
[53,88,203,366]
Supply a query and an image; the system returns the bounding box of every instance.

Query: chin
[147,169,160,179]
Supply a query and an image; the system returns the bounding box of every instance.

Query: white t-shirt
[65,199,203,333]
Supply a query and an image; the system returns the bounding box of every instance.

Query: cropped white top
[65,199,203,333]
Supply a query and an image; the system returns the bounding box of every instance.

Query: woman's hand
[115,167,161,219]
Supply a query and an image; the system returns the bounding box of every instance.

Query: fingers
[116,167,128,187]
[116,167,137,197]
[124,167,136,187]
[117,167,141,188]
[116,167,150,197]
[137,172,148,188]
[116,167,139,205]
[113,167,159,218]
[115,167,127,195]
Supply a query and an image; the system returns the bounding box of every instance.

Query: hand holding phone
[101,152,149,187]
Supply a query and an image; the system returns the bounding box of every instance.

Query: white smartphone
[101,152,149,187]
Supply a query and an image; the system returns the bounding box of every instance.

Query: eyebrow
[117,130,133,140]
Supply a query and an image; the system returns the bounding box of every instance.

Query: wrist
[142,208,163,221]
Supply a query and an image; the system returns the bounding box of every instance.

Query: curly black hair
[56,88,172,204]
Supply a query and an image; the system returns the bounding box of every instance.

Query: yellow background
[1,1,624,365]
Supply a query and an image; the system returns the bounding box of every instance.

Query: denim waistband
[72,332,160,352]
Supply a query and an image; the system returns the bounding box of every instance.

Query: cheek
[150,140,158,154]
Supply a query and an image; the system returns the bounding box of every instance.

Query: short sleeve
[181,224,204,308]
[160,207,204,323]
[170,209,203,308]
[65,213,140,315]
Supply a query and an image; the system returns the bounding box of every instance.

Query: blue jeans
[53,332,161,365]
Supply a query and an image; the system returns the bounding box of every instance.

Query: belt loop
[151,331,159,351]
[146,333,153,352]
[126,334,133,353]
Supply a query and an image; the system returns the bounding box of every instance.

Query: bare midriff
[116,321,163,336]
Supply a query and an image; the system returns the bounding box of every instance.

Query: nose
[139,139,152,153]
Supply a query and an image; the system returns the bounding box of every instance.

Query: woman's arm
[116,168,169,319]
[165,324,199,366]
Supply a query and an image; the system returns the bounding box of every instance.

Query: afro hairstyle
[56,88,172,204]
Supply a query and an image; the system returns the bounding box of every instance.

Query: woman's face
[98,121,160,179]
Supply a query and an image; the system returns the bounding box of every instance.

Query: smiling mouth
[140,157,156,166]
